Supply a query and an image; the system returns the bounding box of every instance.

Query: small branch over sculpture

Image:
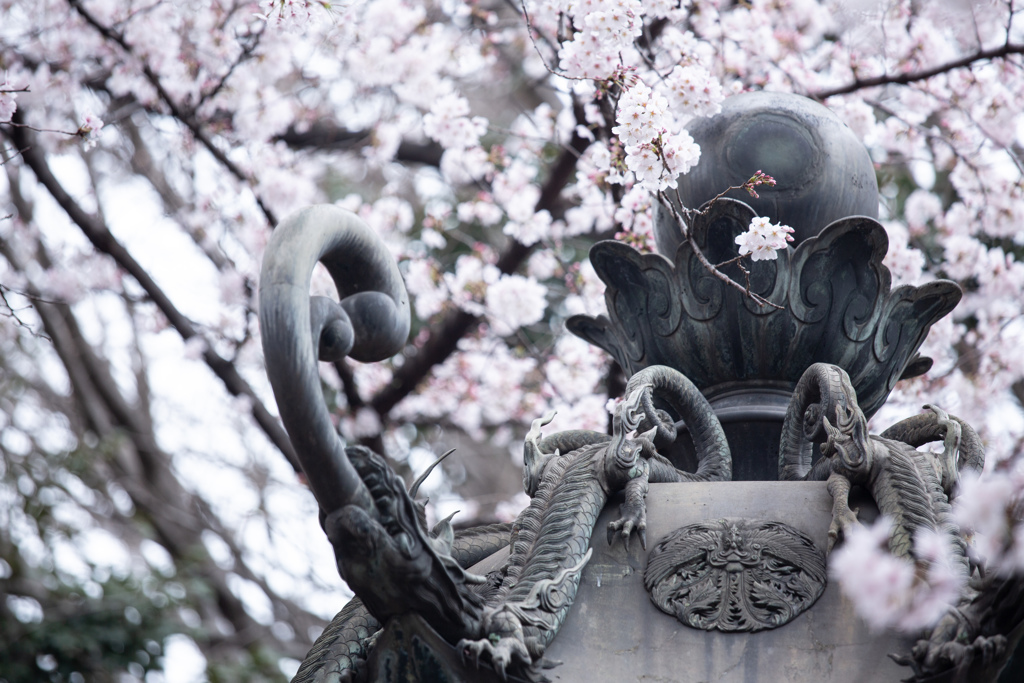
[656,172,791,310]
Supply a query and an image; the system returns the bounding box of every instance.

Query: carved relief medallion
[644,518,826,632]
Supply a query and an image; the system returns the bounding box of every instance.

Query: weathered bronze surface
[568,200,961,422]
[664,91,879,247]
[541,482,914,682]
[256,94,1024,683]
[645,517,826,632]
[568,200,960,480]
[458,364,731,681]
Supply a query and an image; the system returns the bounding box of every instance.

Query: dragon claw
[608,498,647,552]
[459,633,534,681]
[827,505,861,554]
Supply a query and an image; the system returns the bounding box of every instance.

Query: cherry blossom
[422,93,488,151]
[3,0,1024,672]
[663,64,724,119]
[955,467,1024,573]
[485,273,548,336]
[830,518,966,632]
[734,216,795,261]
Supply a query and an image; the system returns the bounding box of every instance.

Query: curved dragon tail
[779,362,859,481]
[880,408,986,478]
[260,204,410,514]
[625,365,731,482]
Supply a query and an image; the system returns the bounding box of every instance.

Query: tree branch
[3,114,301,473]
[811,43,1024,100]
[370,125,592,416]
[23,289,315,659]
[65,0,278,226]
[275,121,445,167]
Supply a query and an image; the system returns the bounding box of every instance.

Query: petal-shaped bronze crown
[567,199,961,419]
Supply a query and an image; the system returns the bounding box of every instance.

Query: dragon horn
[821,414,840,456]
[615,383,650,434]
[410,448,456,499]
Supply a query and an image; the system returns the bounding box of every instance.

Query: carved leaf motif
[644,518,826,632]
[567,200,962,418]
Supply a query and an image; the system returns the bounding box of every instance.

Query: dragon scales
[259,206,732,681]
[777,362,1009,679]
[460,365,732,679]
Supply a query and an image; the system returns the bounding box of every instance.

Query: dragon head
[821,402,871,471]
[323,446,484,645]
[611,384,658,470]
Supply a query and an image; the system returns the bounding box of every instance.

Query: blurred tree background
[3,0,1024,680]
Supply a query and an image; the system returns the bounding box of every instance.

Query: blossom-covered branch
[66,0,279,226]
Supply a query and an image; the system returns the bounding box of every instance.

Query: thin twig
[515,0,574,79]
[195,24,265,110]
[1,120,81,136]
[0,284,50,339]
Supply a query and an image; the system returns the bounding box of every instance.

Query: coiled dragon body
[460,364,732,680]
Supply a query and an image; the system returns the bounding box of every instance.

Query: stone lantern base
[367,481,918,682]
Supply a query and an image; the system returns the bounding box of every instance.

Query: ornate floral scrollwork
[644,518,826,632]
[567,199,962,418]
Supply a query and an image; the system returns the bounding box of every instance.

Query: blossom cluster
[558,0,645,79]
[734,216,795,261]
[830,518,967,632]
[611,81,702,192]
[403,248,550,339]
[77,114,104,151]
[663,64,724,119]
[422,93,488,150]
[256,0,334,31]
[485,274,548,336]
[954,465,1024,572]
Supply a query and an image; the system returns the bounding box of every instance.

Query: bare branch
[811,42,1024,100]
[0,283,50,338]
[18,277,315,658]
[195,23,265,110]
[3,113,301,473]
[655,190,783,311]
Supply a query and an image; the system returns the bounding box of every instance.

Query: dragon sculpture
[293,449,513,682]
[260,206,732,682]
[259,203,1018,682]
[779,362,981,559]
[778,362,1008,679]
[459,363,732,679]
